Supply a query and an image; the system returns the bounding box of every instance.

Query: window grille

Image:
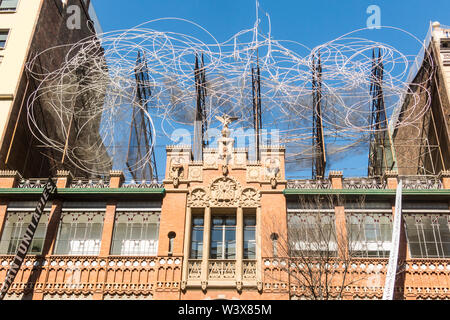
[110,211,159,256]
[0,211,48,254]
[404,213,450,258]
[346,212,393,258]
[288,212,337,256]
[54,211,104,255]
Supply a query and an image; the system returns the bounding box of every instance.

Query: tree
[266,194,376,300]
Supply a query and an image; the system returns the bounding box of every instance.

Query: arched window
[168,231,176,255]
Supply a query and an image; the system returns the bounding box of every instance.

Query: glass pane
[212,217,223,226]
[244,216,256,226]
[193,216,204,226]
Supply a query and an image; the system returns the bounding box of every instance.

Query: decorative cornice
[109,170,124,178]
[384,170,399,178]
[166,145,192,151]
[56,170,73,179]
[439,170,450,178]
[0,170,21,178]
[328,171,343,178]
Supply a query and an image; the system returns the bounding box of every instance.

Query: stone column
[41,200,63,255]
[200,206,211,290]
[256,206,262,290]
[236,207,243,289]
[181,207,192,289]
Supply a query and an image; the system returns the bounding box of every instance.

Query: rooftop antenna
[368,48,394,177]
[312,51,326,179]
[193,53,208,161]
[126,50,158,181]
[251,0,263,161]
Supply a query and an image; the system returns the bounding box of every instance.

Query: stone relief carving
[210,177,240,207]
[169,157,185,188]
[187,188,209,207]
[187,177,260,208]
[240,188,260,207]
[264,157,281,188]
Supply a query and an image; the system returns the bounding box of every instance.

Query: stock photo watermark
[366,5,381,29]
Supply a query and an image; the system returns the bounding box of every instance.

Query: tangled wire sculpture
[25,17,433,177]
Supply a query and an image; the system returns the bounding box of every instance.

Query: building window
[110,212,159,256]
[346,213,393,257]
[0,30,9,49]
[0,0,18,11]
[210,215,236,259]
[54,212,104,255]
[190,215,204,259]
[0,212,48,255]
[168,231,176,255]
[270,233,279,257]
[404,214,450,258]
[288,212,337,256]
[244,215,256,259]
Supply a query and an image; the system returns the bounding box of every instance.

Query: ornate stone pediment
[187,177,260,208]
[210,177,241,207]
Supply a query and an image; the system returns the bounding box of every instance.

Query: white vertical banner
[382,179,403,300]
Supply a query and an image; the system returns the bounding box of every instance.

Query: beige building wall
[0,0,43,146]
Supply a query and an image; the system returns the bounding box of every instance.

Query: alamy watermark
[366,5,381,30]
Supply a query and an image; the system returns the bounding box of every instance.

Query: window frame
[190,214,204,259]
[110,210,160,256]
[54,210,105,256]
[0,209,50,255]
[210,215,236,260]
[0,30,10,49]
[346,210,393,258]
[404,211,450,259]
[0,0,19,12]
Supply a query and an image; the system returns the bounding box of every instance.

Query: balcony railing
[70,179,110,189]
[208,260,236,280]
[187,259,201,280]
[0,255,182,296]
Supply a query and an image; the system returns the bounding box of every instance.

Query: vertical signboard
[0,178,57,300]
[382,179,402,300]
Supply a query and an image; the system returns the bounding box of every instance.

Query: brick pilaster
[99,202,117,257]
[109,170,124,188]
[0,170,21,188]
[41,200,63,255]
[56,170,73,188]
[439,170,450,189]
[329,171,343,189]
[384,170,398,189]
[0,201,8,241]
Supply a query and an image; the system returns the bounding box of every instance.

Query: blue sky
[91,0,450,180]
